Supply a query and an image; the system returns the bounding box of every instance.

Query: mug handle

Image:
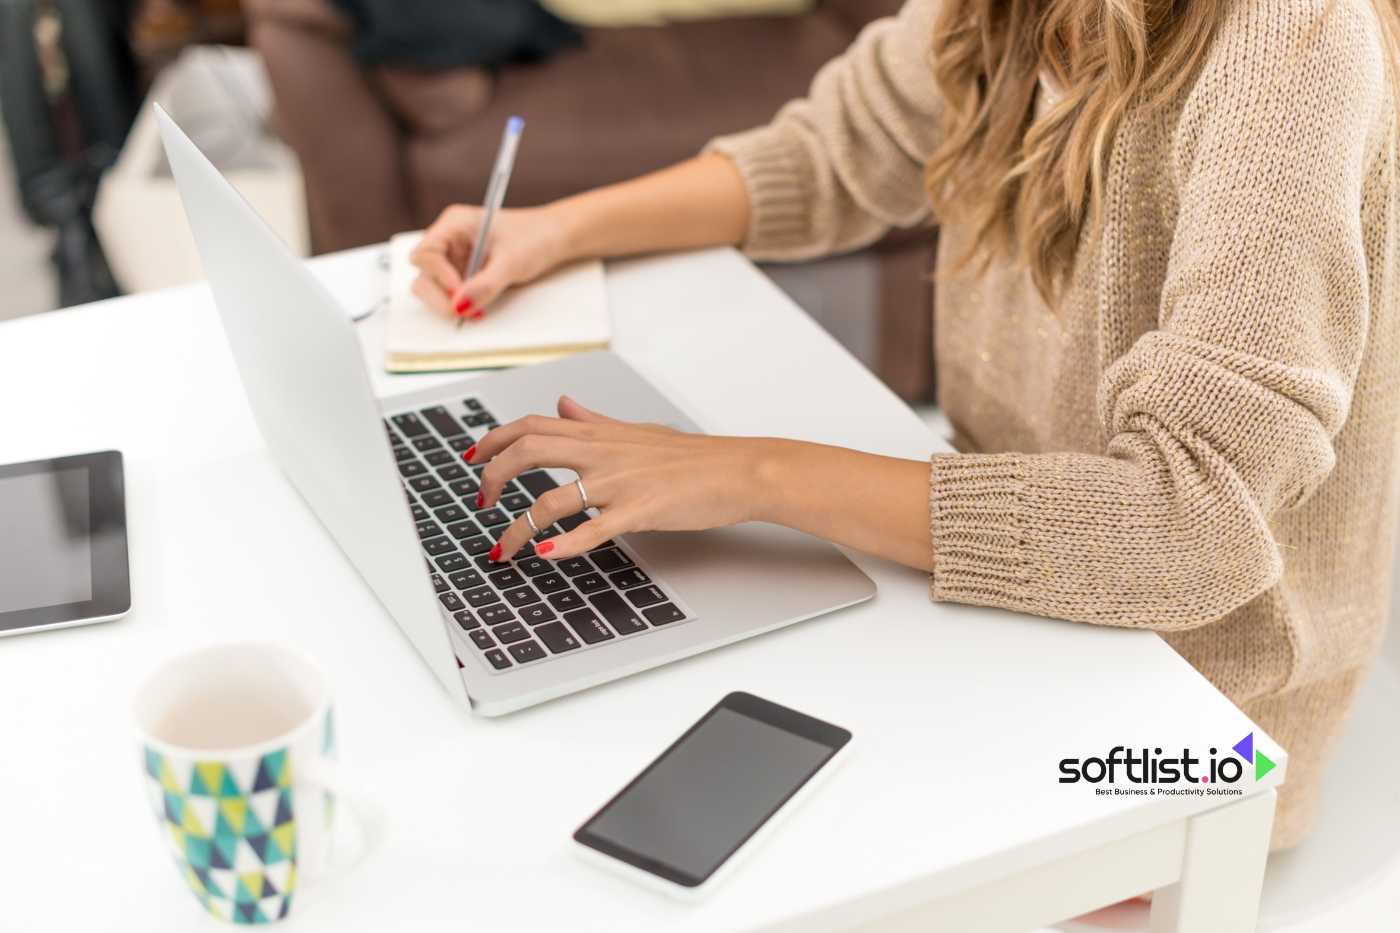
[291,760,374,896]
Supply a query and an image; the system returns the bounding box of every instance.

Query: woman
[412,0,1400,849]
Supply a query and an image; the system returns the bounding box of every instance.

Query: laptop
[155,106,875,716]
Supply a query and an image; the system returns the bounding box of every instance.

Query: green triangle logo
[1256,750,1276,781]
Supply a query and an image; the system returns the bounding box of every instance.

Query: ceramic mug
[132,642,348,924]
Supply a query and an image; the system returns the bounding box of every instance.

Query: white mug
[132,642,351,924]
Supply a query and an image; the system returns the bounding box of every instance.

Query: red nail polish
[536,540,555,556]
[475,492,485,508]
[488,543,503,562]
[454,296,474,313]
[463,444,476,462]
[469,309,484,321]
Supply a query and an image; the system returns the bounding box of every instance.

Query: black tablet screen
[0,467,94,612]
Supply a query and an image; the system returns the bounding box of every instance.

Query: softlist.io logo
[1059,732,1276,797]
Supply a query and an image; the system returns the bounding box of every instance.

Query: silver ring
[525,508,540,536]
[575,478,589,511]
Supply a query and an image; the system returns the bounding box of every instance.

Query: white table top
[0,246,1282,931]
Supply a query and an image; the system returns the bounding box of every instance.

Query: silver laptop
[156,106,875,716]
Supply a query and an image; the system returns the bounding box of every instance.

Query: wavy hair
[924,0,1400,305]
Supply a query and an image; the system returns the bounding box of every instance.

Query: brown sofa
[245,0,935,401]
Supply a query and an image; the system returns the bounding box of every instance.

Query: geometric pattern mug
[133,643,341,925]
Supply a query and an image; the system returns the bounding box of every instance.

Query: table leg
[1149,789,1277,933]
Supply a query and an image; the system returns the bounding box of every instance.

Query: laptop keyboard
[384,397,692,673]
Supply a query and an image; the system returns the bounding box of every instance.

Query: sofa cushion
[402,12,855,221]
[543,0,814,27]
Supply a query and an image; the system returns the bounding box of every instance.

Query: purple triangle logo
[1233,732,1254,763]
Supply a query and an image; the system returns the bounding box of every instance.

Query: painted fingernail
[475,492,485,508]
[488,543,503,562]
[469,309,484,322]
[463,444,476,462]
[454,296,474,313]
[536,540,555,556]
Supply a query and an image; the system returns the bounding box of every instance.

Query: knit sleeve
[703,0,942,260]
[928,0,1390,630]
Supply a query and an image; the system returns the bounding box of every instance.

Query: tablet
[0,451,130,636]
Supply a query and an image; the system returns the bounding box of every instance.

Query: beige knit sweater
[710,0,1400,849]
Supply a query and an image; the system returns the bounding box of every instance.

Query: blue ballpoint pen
[459,116,525,327]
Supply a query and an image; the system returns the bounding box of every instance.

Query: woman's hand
[467,397,773,561]
[409,204,577,321]
[464,395,936,572]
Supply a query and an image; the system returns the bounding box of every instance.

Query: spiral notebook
[384,231,610,372]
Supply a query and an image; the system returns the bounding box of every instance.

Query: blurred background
[0,0,938,404]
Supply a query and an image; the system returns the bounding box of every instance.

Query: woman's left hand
[468,396,773,562]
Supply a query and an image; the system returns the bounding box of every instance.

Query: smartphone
[572,692,852,899]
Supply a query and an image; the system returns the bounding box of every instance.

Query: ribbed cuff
[704,125,814,259]
[928,453,1029,607]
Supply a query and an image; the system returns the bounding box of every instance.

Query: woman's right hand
[409,204,577,321]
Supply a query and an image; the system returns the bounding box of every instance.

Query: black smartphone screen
[574,692,851,888]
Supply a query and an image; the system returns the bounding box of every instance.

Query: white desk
[0,247,1283,932]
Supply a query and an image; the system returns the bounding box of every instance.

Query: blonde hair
[924,0,1400,305]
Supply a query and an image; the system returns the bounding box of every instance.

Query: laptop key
[500,492,532,513]
[493,622,530,644]
[461,535,493,556]
[430,573,449,594]
[437,464,468,481]
[519,603,557,626]
[450,477,481,497]
[508,640,547,664]
[409,475,441,493]
[474,553,503,572]
[534,573,569,594]
[435,552,468,572]
[535,621,580,653]
[398,460,427,478]
[558,512,590,532]
[422,536,456,556]
[504,585,541,608]
[425,449,454,467]
[391,412,429,437]
[644,603,686,626]
[516,556,552,577]
[448,435,475,452]
[416,520,443,540]
[609,568,651,590]
[464,585,501,608]
[411,504,429,522]
[488,568,525,589]
[483,648,511,670]
[386,424,404,446]
[518,470,558,498]
[464,398,484,412]
[590,548,634,573]
[563,608,614,644]
[479,604,515,627]
[439,592,465,612]
[477,508,510,527]
[625,585,667,609]
[536,525,562,540]
[465,411,494,427]
[434,504,467,524]
[394,446,416,463]
[469,629,495,650]
[422,405,465,437]
[448,569,484,590]
[549,590,586,613]
[447,520,480,540]
[422,488,452,508]
[574,573,610,596]
[453,610,479,630]
[590,591,647,634]
[558,557,592,577]
[412,436,442,452]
